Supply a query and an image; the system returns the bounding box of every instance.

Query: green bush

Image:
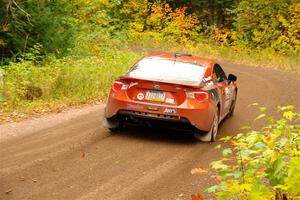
[0,0,79,59]
[0,49,140,113]
[207,105,300,199]
[230,0,300,53]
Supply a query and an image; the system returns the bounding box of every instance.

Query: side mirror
[228,74,237,83]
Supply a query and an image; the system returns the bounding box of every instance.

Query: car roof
[142,53,215,76]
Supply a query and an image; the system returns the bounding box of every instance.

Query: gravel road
[1,62,300,200]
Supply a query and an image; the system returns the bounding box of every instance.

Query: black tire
[103,117,124,132]
[109,120,124,132]
[108,126,119,132]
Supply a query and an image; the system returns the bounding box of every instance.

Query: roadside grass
[0,49,141,122]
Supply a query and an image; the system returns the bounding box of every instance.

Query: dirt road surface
[1,62,300,200]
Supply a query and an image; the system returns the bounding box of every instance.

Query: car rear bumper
[105,94,215,132]
[118,110,190,123]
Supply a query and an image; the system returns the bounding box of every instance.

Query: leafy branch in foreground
[207,105,300,200]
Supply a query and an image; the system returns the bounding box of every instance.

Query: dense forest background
[1,0,299,60]
[0,0,299,116]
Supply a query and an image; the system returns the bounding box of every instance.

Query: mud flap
[194,131,212,142]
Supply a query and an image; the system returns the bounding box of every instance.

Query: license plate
[145,91,166,102]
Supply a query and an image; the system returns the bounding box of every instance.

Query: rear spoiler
[119,76,202,89]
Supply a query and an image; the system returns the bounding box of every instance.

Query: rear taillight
[186,91,208,102]
[112,81,128,91]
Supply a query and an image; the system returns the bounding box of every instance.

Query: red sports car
[103,53,237,142]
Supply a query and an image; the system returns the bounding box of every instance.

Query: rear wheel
[103,117,124,132]
[194,107,219,142]
[108,122,123,132]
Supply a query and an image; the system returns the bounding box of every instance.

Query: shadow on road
[109,116,237,146]
[113,124,202,145]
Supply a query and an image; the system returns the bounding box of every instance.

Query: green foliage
[180,0,237,27]
[1,0,300,61]
[0,48,141,113]
[0,0,79,59]
[230,0,300,53]
[207,106,300,199]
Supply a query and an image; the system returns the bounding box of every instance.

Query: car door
[213,64,231,118]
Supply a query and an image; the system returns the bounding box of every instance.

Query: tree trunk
[208,5,215,26]
[217,8,224,28]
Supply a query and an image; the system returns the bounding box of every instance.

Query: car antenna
[174,53,192,64]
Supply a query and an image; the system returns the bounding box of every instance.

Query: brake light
[194,92,208,101]
[112,81,128,91]
[186,91,208,102]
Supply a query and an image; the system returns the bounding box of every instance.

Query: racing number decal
[225,87,231,99]
[224,86,232,109]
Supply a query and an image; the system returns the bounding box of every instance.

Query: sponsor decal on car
[137,92,144,100]
[153,83,160,90]
[148,106,159,111]
[128,82,138,88]
[165,98,175,104]
[164,108,177,114]
[224,87,232,109]
[127,104,143,109]
[225,87,231,99]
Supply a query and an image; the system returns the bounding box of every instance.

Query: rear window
[126,57,205,86]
